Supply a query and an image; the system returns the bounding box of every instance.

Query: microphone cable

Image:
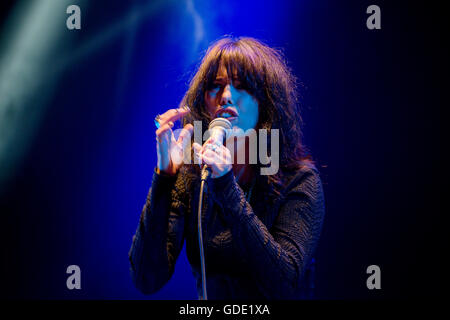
[197,165,210,300]
[196,117,231,300]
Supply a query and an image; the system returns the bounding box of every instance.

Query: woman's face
[204,63,259,133]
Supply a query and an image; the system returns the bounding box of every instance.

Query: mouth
[215,107,238,121]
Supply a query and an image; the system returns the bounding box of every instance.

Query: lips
[214,107,238,120]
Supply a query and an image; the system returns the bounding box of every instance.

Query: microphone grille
[208,117,232,130]
[208,117,232,142]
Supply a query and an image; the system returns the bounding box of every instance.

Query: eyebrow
[214,76,241,81]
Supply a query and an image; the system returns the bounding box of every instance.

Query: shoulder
[281,163,324,203]
[278,164,325,228]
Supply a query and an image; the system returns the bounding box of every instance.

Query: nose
[219,84,233,106]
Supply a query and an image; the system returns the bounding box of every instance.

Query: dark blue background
[0,0,444,299]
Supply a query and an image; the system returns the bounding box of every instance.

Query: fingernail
[183,105,190,111]
[168,121,174,127]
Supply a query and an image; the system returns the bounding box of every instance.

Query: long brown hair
[179,36,313,193]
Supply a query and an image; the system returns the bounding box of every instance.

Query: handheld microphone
[200,117,232,181]
[197,117,232,300]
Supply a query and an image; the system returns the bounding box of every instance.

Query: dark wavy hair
[179,36,313,193]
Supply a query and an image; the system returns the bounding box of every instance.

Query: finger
[200,143,222,156]
[193,142,202,157]
[204,149,227,165]
[201,148,217,159]
[204,136,214,145]
[208,135,220,146]
[156,122,174,141]
[157,106,190,127]
[193,142,202,152]
[177,124,194,150]
[193,143,203,165]
[198,153,216,166]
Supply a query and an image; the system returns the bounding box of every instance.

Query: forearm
[129,170,178,294]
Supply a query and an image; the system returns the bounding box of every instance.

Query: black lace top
[129,164,325,300]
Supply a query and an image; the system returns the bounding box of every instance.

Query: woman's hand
[156,106,193,175]
[193,136,232,178]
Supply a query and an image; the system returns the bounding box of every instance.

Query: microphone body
[201,117,232,180]
[207,117,233,144]
[197,117,233,299]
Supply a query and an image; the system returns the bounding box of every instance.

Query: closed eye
[232,80,248,91]
[233,83,244,90]
[206,83,220,93]
[209,79,247,91]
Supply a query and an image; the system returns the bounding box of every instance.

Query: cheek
[249,100,259,127]
[205,92,216,113]
[240,96,259,129]
[246,96,259,120]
